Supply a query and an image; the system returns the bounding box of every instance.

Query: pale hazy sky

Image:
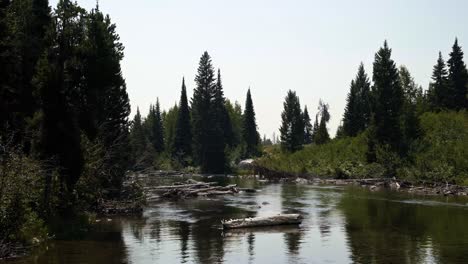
[51,0,468,138]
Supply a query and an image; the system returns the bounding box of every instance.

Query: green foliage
[191,52,227,173]
[280,90,304,152]
[447,38,468,110]
[172,78,192,164]
[163,104,178,153]
[406,111,468,183]
[258,111,468,183]
[257,134,373,178]
[342,63,372,137]
[370,41,404,157]
[314,100,330,145]
[242,88,260,157]
[303,106,313,144]
[0,144,48,244]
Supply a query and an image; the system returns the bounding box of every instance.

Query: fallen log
[150,182,218,190]
[222,214,302,229]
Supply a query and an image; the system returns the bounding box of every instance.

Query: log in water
[222,214,302,229]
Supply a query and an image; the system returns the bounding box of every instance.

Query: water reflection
[3,177,468,264]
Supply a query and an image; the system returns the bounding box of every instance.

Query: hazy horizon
[51,0,468,138]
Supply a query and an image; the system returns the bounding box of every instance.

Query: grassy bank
[256,111,468,184]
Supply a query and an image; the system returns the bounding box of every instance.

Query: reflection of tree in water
[280,184,306,256]
[149,220,162,243]
[187,199,249,264]
[247,232,255,263]
[28,221,129,264]
[130,217,148,242]
[339,188,468,264]
[316,192,333,238]
[284,231,302,255]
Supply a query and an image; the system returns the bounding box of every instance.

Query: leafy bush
[257,111,468,183]
[0,144,48,244]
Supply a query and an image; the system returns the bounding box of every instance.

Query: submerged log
[222,214,302,229]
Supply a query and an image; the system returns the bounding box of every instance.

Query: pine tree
[163,103,178,153]
[191,52,226,173]
[428,52,449,110]
[399,66,421,155]
[225,99,243,148]
[130,108,148,162]
[311,114,319,143]
[0,0,14,135]
[33,0,86,200]
[280,90,304,152]
[303,106,313,144]
[342,63,372,137]
[173,78,192,162]
[369,41,404,155]
[153,99,165,153]
[242,88,260,157]
[81,6,131,189]
[447,38,468,110]
[315,100,330,145]
[217,69,234,148]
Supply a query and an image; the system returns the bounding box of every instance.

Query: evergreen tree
[33,0,86,201]
[279,90,304,152]
[311,114,319,143]
[217,69,234,148]
[81,6,131,189]
[225,99,243,148]
[173,78,192,162]
[315,100,330,145]
[153,99,165,153]
[242,88,260,157]
[428,52,449,110]
[0,0,14,136]
[303,106,313,144]
[369,41,404,156]
[399,66,421,155]
[163,103,178,153]
[130,108,150,166]
[342,63,372,137]
[191,52,226,173]
[447,38,468,110]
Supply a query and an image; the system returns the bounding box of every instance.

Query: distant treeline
[129,52,261,173]
[259,39,467,182]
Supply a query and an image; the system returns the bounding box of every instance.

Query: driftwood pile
[149,179,240,199]
[222,214,302,229]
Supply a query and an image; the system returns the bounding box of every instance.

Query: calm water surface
[4,176,468,264]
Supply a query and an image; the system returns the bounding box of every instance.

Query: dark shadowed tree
[191,52,226,173]
[303,106,313,144]
[342,63,372,137]
[447,38,468,110]
[399,65,421,156]
[428,52,450,110]
[242,88,260,157]
[368,41,404,156]
[314,100,330,145]
[173,78,192,163]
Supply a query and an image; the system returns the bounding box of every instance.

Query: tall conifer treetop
[242,88,260,157]
[370,40,404,155]
[447,38,468,110]
[173,77,192,162]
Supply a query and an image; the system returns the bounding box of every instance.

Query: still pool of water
[4,176,468,264]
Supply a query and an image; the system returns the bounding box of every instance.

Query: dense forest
[258,40,467,184]
[129,52,261,174]
[0,0,263,253]
[1,0,467,260]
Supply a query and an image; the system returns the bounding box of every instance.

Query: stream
[3,175,468,264]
